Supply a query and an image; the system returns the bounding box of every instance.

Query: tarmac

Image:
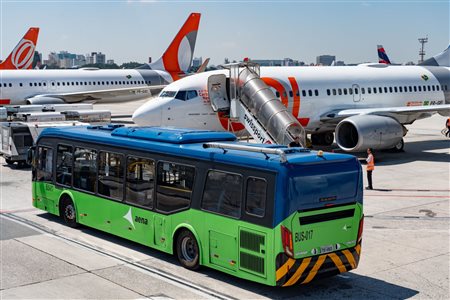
[0,99,449,299]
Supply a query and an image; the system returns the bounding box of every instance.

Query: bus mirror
[27,146,36,167]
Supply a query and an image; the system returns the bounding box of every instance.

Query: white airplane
[0,13,200,105]
[0,27,40,70]
[133,46,450,152]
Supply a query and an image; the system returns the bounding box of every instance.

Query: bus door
[202,170,241,272]
[110,156,155,247]
[34,145,58,214]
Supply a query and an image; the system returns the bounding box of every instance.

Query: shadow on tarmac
[37,212,419,299]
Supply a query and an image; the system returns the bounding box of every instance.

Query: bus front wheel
[60,197,78,228]
[176,230,200,270]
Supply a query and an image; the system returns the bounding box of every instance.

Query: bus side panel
[33,182,60,215]
[170,209,276,286]
[73,191,113,232]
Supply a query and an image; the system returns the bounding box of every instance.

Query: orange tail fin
[139,13,201,80]
[0,27,39,70]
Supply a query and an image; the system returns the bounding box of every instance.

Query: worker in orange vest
[365,148,375,190]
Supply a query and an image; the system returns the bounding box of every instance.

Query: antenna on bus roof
[203,142,288,163]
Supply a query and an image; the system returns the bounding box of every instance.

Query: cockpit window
[186,90,198,100]
[160,91,177,98]
[175,90,198,101]
[175,91,187,100]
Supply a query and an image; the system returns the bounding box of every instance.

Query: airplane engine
[26,97,66,105]
[335,115,405,152]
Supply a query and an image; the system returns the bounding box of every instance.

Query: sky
[1,0,449,66]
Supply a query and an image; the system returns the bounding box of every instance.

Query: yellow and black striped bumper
[275,242,361,287]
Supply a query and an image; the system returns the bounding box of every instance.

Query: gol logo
[11,39,35,70]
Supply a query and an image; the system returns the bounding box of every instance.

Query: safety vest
[367,154,375,171]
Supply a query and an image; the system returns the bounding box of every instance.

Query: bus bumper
[275,242,361,287]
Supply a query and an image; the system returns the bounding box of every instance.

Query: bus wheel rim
[65,205,75,220]
[181,237,196,261]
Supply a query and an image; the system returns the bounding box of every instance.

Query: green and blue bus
[30,125,363,286]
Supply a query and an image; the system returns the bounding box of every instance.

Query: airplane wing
[25,85,166,104]
[320,104,450,124]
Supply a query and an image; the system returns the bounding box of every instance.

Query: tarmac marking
[364,194,449,199]
[0,208,38,214]
[1,213,235,300]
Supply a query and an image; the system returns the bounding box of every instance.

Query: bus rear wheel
[60,197,78,228]
[176,230,200,270]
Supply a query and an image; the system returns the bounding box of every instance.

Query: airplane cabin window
[418,86,422,92]
[327,89,331,96]
[423,85,426,91]
[289,91,293,97]
[373,87,377,94]
[275,91,280,97]
[354,88,358,94]
[315,89,319,96]
[338,89,342,95]
[175,91,187,100]
[368,87,372,94]
[9,83,12,87]
[332,89,336,96]
[20,83,23,87]
[308,90,312,97]
[343,88,348,95]
[361,88,365,94]
[71,82,75,86]
[302,90,306,97]
[34,83,38,87]
[389,87,392,93]
[379,87,382,93]
[43,82,46,87]
[349,88,353,95]
[435,85,439,91]
[394,87,398,93]
[57,82,60,86]
[383,87,387,93]
[399,87,402,92]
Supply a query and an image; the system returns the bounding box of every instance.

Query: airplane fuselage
[133,64,450,134]
[0,69,174,105]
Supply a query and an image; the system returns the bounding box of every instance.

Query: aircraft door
[352,84,361,102]
[207,74,229,112]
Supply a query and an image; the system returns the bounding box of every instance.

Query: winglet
[137,13,201,80]
[377,45,391,64]
[419,45,450,67]
[196,57,210,73]
[0,27,39,70]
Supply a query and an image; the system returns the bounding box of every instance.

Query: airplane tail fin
[377,45,391,64]
[419,45,450,67]
[0,27,39,70]
[137,13,201,80]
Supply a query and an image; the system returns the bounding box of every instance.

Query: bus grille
[240,230,265,252]
[240,252,265,275]
[299,209,355,225]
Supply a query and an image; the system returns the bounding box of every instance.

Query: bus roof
[38,125,357,170]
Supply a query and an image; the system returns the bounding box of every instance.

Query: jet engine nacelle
[335,115,404,152]
[26,97,66,105]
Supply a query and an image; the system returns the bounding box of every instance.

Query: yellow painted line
[328,253,347,273]
[342,250,356,269]
[283,257,311,287]
[276,258,296,281]
[301,255,327,284]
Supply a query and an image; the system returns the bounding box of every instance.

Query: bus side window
[37,146,53,182]
[73,147,97,193]
[245,177,266,217]
[56,145,73,186]
[126,156,155,209]
[201,170,242,218]
[156,162,194,213]
[98,151,124,200]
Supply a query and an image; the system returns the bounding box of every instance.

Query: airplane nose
[132,98,163,126]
